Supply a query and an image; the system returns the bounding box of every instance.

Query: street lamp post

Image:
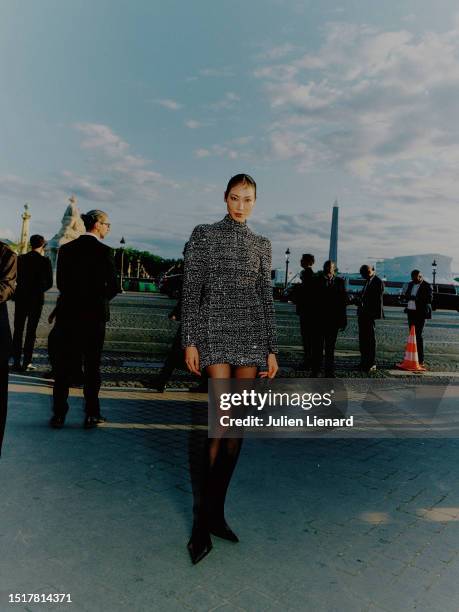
[432,259,437,290]
[120,237,126,293]
[284,248,290,290]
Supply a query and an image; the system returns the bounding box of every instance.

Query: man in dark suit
[292,253,315,370]
[11,235,53,372]
[0,242,17,456]
[310,260,347,377]
[403,269,432,366]
[358,264,385,373]
[51,210,119,429]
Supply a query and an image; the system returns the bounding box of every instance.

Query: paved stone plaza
[2,291,459,611]
[2,379,459,611]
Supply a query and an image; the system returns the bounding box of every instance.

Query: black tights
[196,436,243,526]
[195,364,256,527]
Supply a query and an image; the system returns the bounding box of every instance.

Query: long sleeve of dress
[258,238,278,354]
[181,225,208,348]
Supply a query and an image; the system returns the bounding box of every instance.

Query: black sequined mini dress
[181,214,278,369]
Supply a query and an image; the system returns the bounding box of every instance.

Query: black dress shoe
[84,415,106,429]
[10,363,25,373]
[208,518,239,542]
[49,415,65,429]
[187,525,213,564]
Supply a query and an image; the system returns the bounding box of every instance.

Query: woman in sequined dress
[181,174,278,563]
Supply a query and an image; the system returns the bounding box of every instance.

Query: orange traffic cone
[396,325,426,372]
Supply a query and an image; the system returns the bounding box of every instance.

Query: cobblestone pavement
[2,380,459,611]
[7,290,459,389]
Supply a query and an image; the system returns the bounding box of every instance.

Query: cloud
[60,171,115,202]
[208,92,241,110]
[0,123,180,224]
[193,136,253,160]
[194,148,211,158]
[255,19,459,184]
[153,98,182,110]
[0,174,63,201]
[252,201,459,272]
[73,123,179,202]
[256,43,297,61]
[253,16,459,270]
[185,120,203,129]
[75,122,130,156]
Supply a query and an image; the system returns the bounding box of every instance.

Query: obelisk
[328,200,339,266]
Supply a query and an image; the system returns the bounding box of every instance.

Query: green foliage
[116,246,181,278]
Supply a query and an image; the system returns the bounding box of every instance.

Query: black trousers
[12,300,43,366]
[312,325,339,374]
[0,360,9,456]
[157,327,183,385]
[358,314,376,368]
[299,313,314,368]
[53,319,106,418]
[407,312,426,364]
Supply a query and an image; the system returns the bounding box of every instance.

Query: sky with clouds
[1,0,458,275]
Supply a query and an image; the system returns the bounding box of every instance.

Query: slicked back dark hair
[81,209,107,231]
[224,173,257,200]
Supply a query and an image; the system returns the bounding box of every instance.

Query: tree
[115,246,181,279]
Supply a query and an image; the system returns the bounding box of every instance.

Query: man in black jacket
[403,270,432,366]
[292,254,315,369]
[51,210,119,429]
[310,260,347,377]
[12,235,53,372]
[357,264,385,373]
[0,242,17,455]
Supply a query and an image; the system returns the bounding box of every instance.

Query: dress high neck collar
[223,213,248,228]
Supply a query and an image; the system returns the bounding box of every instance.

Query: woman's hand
[184,346,201,376]
[259,353,278,379]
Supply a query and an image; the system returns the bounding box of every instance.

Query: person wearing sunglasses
[50,209,119,429]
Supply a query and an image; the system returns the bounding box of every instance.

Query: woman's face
[225,182,256,223]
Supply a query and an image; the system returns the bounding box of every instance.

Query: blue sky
[1,0,458,275]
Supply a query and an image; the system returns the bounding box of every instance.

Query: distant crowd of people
[291,253,433,376]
